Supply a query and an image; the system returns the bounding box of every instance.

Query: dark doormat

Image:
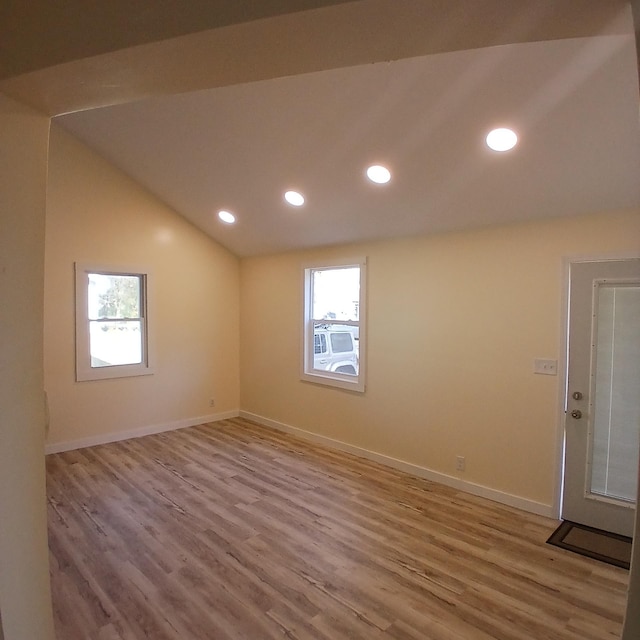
[547,520,632,569]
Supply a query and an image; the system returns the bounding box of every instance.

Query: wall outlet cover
[533,358,557,376]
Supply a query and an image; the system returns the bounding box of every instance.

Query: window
[302,258,366,392]
[75,263,153,381]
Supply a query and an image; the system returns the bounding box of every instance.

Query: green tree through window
[97,275,140,319]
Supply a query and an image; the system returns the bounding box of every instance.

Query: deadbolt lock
[572,391,583,400]
[570,409,582,419]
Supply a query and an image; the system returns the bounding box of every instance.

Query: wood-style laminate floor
[46,418,629,640]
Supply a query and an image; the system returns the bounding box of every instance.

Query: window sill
[300,370,365,393]
[76,364,155,382]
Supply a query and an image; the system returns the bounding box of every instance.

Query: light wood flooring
[46,418,629,640]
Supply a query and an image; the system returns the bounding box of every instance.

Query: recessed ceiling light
[218,210,236,224]
[366,165,391,184]
[486,128,518,152]
[284,190,305,207]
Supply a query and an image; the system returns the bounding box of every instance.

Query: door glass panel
[589,283,640,503]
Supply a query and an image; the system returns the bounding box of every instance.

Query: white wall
[44,125,241,450]
[0,93,55,639]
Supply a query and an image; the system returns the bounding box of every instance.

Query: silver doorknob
[571,409,582,419]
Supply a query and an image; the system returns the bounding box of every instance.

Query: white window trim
[75,262,155,382]
[301,257,367,392]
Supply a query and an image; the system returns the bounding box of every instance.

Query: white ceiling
[56,32,640,257]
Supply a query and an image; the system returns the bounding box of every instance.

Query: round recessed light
[486,128,518,152]
[284,190,305,207]
[218,210,236,224]
[366,164,391,184]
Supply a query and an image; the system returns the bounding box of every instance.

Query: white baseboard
[45,409,240,454]
[240,410,554,519]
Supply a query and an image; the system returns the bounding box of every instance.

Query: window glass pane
[311,267,359,321]
[89,320,143,367]
[313,323,358,376]
[302,259,365,391]
[329,331,354,353]
[88,273,141,320]
[75,263,153,381]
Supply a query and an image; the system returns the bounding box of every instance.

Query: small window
[302,258,366,392]
[75,263,153,381]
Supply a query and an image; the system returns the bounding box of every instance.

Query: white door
[563,259,640,537]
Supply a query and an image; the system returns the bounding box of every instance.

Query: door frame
[554,252,640,520]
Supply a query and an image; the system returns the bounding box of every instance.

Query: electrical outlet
[456,456,465,472]
[209,398,215,407]
[533,358,557,376]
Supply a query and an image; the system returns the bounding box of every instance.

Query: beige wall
[240,210,640,510]
[44,125,240,448]
[0,93,55,639]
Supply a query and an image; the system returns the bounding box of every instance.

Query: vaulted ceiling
[2,0,639,257]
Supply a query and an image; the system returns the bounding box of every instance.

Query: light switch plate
[533,358,558,375]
